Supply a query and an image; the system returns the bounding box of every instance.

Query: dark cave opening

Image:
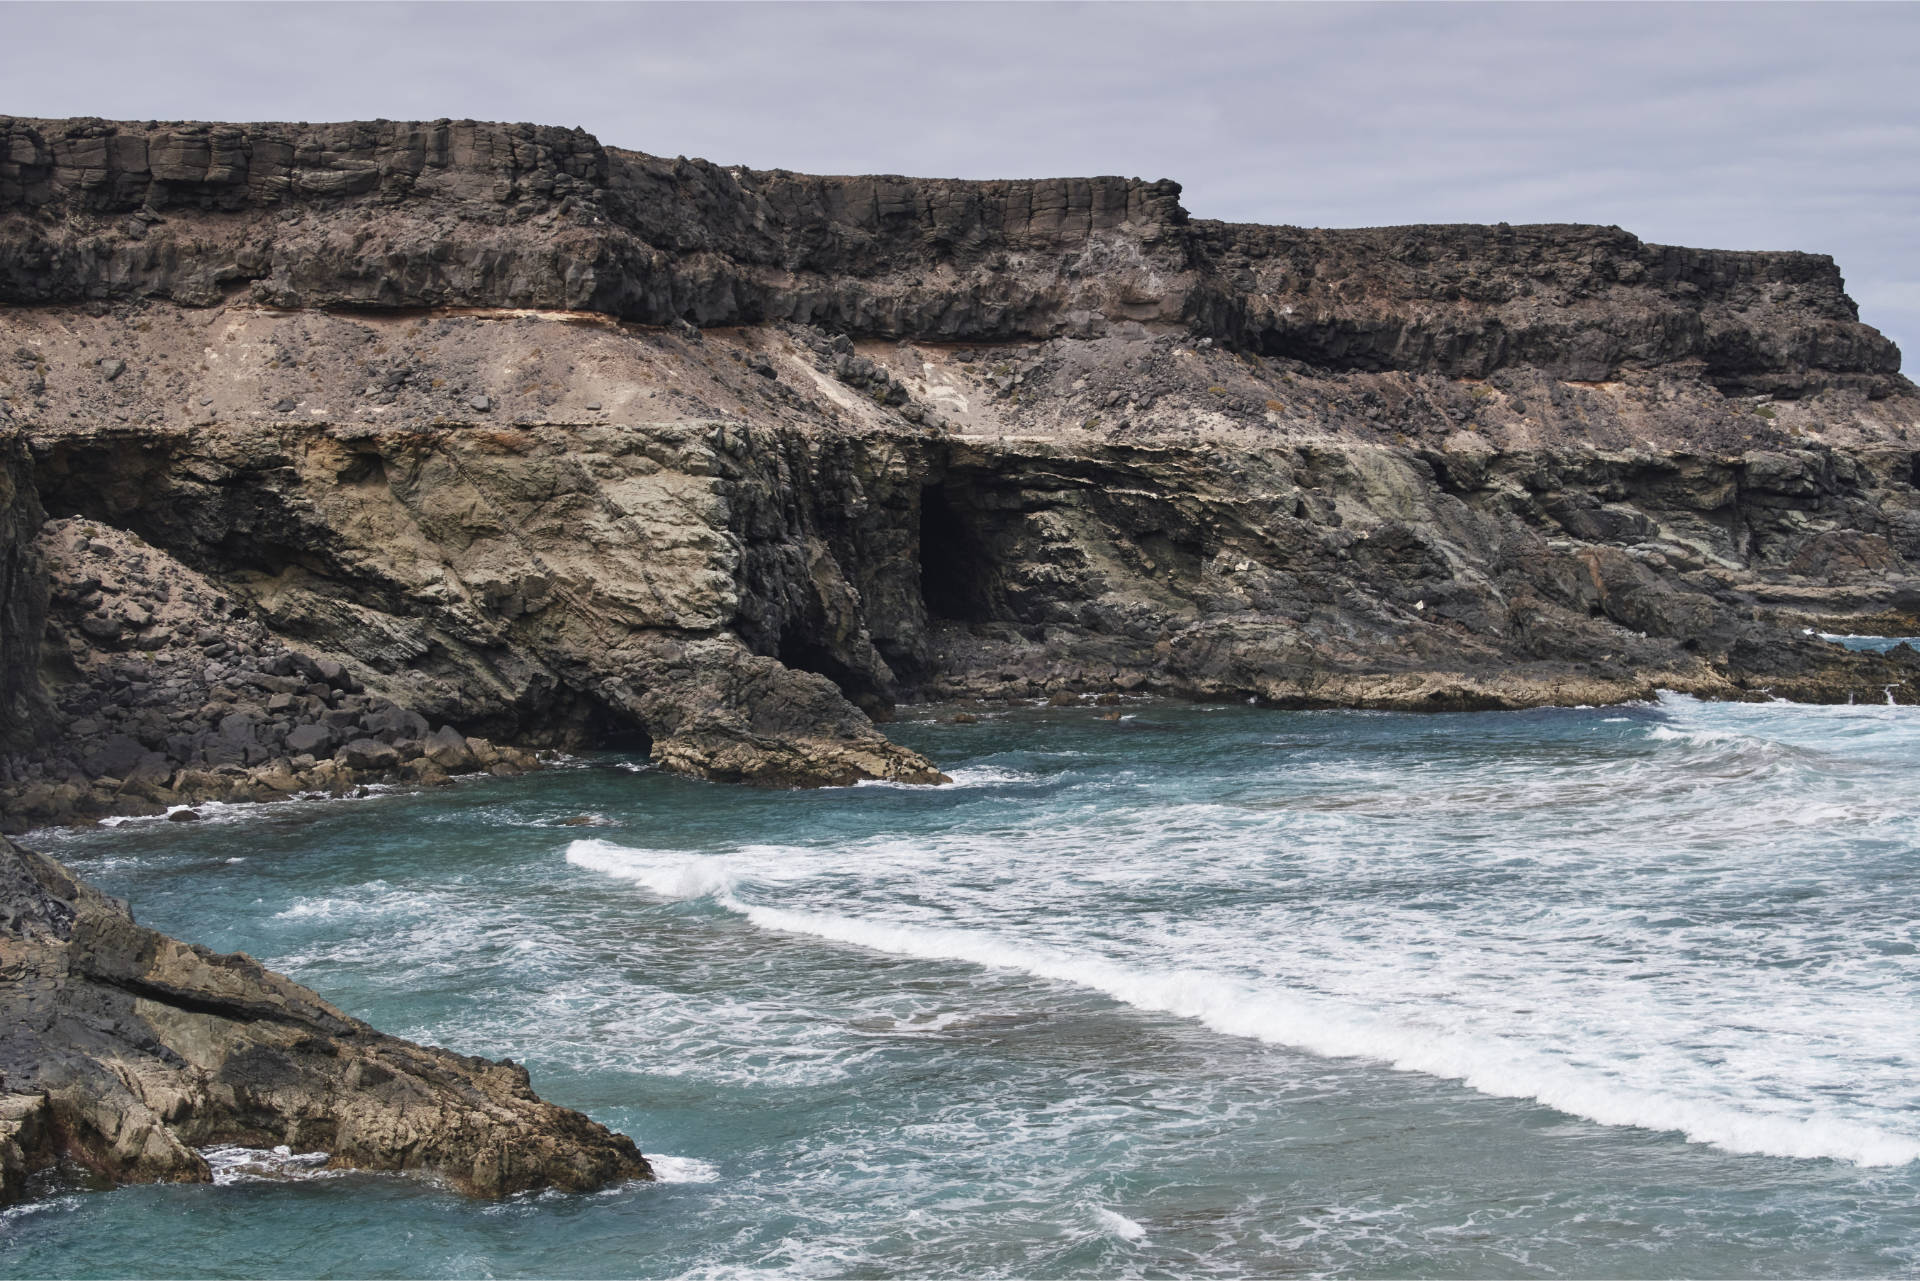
[778,631,883,707]
[918,483,997,623]
[578,700,655,758]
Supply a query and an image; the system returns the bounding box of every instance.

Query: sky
[6,1,1917,363]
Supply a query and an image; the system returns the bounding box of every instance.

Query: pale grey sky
[7,1,1917,365]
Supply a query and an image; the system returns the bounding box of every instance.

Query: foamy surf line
[567,839,1920,1169]
[854,764,1043,789]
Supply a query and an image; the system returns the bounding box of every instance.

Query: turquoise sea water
[7,693,1920,1279]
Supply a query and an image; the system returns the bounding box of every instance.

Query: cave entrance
[578,700,654,759]
[919,483,997,623]
[779,633,879,702]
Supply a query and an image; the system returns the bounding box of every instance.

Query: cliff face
[0,835,650,1204]
[0,437,46,751]
[1,115,1898,396]
[1,115,1918,825]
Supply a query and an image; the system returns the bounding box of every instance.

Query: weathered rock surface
[0,435,46,751]
[0,834,650,1203]
[0,519,543,830]
[2,115,1919,825]
[0,115,1900,398]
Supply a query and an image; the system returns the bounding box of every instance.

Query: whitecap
[852,764,1043,789]
[566,839,737,900]
[201,1144,336,1185]
[647,1154,721,1183]
[1090,1205,1148,1242]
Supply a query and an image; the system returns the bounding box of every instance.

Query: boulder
[422,725,476,772]
[361,704,429,741]
[283,723,337,756]
[338,738,401,771]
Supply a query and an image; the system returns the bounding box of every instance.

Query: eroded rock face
[0,519,546,831]
[0,835,651,1203]
[0,114,1899,397]
[2,116,1919,827]
[0,436,46,751]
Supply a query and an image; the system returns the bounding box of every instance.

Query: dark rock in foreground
[0,835,651,1204]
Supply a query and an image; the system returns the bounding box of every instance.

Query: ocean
[7,691,1920,1278]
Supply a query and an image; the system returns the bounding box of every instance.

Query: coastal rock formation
[0,517,544,830]
[2,114,1919,824]
[0,116,1899,399]
[0,834,651,1203]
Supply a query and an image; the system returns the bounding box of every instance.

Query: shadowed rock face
[0,835,651,1204]
[1,115,1918,827]
[0,438,46,751]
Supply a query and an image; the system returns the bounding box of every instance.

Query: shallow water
[7,693,1920,1278]
[1820,632,1920,656]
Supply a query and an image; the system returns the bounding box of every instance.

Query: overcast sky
[8,1,1917,363]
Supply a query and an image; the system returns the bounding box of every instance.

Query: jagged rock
[0,115,1900,399]
[0,835,650,1203]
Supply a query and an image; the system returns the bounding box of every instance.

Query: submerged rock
[0,836,651,1205]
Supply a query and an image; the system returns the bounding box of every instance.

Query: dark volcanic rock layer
[0,115,1900,397]
[1,114,1918,826]
[0,835,650,1204]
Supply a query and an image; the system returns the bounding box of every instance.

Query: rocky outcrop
[0,115,1899,397]
[0,834,650,1203]
[1189,221,1901,397]
[2,115,1919,824]
[0,519,543,831]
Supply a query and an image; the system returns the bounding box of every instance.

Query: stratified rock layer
[0,834,650,1203]
[2,115,1919,825]
[0,115,1900,396]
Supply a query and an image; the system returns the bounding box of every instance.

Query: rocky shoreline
[0,114,1917,815]
[3,108,1920,1210]
[2,518,540,832]
[0,834,650,1205]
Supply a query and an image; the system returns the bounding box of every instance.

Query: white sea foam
[648,1154,722,1183]
[853,764,1042,789]
[273,881,400,921]
[1645,724,1748,746]
[569,839,738,899]
[569,830,1920,1168]
[202,1144,336,1185]
[1090,1206,1148,1242]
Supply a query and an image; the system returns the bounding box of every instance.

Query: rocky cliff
[0,436,46,752]
[0,835,650,1204]
[2,114,1918,826]
[1,115,1899,396]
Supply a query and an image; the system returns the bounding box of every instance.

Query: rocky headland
[0,833,650,1204]
[0,113,1916,830]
